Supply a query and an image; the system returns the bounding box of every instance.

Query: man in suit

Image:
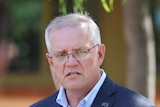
[31,13,155,107]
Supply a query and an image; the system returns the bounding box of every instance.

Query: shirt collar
[56,87,69,107]
[56,69,106,107]
[80,69,106,106]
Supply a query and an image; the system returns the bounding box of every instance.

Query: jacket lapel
[91,76,116,107]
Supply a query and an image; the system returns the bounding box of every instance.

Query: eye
[74,50,89,57]
[55,53,67,59]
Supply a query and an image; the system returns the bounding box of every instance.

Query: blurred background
[0,0,160,107]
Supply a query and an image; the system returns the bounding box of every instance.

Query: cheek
[82,56,99,72]
[52,65,64,81]
[88,54,99,66]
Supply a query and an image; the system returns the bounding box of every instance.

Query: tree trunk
[123,0,156,103]
[0,0,11,41]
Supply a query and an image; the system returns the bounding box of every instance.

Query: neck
[66,90,87,107]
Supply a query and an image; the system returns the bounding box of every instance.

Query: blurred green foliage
[9,0,42,41]
[58,0,126,14]
[9,0,42,71]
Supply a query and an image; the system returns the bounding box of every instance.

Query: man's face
[46,26,105,91]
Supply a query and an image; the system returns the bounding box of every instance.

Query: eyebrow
[53,46,89,54]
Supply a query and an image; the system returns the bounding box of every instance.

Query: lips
[66,72,80,77]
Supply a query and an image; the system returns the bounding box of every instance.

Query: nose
[66,54,78,66]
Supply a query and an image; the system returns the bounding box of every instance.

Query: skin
[49,65,61,90]
[46,26,106,107]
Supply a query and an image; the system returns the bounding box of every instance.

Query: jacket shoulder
[94,76,155,107]
[113,84,155,106]
[30,91,61,107]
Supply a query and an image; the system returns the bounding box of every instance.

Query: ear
[46,53,54,66]
[98,44,106,66]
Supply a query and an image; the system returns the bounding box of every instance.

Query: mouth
[66,72,80,77]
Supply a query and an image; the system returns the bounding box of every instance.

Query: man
[31,13,155,107]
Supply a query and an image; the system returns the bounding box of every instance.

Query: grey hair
[45,13,101,52]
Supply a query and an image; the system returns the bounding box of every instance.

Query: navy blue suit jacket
[30,76,155,107]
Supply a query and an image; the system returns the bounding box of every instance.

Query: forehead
[48,26,92,51]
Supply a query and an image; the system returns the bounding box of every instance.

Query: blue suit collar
[91,76,116,107]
